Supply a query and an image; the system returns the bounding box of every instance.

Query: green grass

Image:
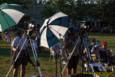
[0,48,56,77]
[0,33,115,77]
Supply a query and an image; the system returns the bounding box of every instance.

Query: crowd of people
[61,27,115,77]
[44,24,115,77]
[89,37,115,66]
[3,16,114,77]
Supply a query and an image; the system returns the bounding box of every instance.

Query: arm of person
[12,47,17,52]
[11,37,19,52]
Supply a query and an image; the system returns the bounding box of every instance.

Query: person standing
[5,31,11,44]
[11,31,34,77]
[64,27,79,76]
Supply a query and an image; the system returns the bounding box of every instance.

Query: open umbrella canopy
[40,12,72,48]
[0,3,25,32]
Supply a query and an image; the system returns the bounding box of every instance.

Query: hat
[101,41,108,46]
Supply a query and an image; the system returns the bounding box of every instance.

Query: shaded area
[0,48,10,56]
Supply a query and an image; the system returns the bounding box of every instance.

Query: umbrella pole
[59,53,63,77]
[58,34,64,77]
[55,54,58,77]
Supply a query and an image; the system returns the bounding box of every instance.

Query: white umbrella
[40,12,70,48]
[0,3,25,32]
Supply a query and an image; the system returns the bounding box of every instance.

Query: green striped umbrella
[0,3,25,32]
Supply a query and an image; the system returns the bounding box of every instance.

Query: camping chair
[84,62,107,77]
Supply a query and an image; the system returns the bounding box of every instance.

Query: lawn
[0,33,115,77]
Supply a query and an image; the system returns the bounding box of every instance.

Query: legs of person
[73,56,79,75]
[13,65,19,77]
[20,57,28,77]
[67,57,73,76]
[68,68,72,76]
[20,65,26,77]
[73,68,77,75]
[73,63,77,75]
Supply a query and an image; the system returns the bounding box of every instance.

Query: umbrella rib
[49,26,64,38]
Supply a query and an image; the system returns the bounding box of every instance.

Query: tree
[0,0,34,8]
[41,0,78,22]
[41,1,57,18]
[94,0,115,32]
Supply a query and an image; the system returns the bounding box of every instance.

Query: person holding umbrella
[11,30,34,77]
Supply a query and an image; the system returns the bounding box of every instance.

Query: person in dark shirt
[64,27,79,76]
[99,41,112,64]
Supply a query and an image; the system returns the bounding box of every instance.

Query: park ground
[0,33,115,77]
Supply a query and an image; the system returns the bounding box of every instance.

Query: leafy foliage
[0,0,34,8]
[41,0,115,31]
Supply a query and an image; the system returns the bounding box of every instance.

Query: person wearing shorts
[11,31,34,77]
